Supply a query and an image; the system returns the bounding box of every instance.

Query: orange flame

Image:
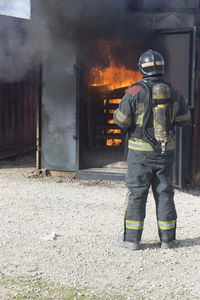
[89,40,141,147]
[106,139,122,147]
[90,58,141,90]
[107,129,121,134]
[109,99,121,104]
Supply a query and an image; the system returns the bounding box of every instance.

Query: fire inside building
[0,0,200,188]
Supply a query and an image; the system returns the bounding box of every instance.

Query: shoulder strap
[137,80,161,150]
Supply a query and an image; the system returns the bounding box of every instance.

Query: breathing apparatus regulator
[138,50,173,154]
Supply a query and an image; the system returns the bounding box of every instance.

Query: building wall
[0,71,39,159]
[192,36,200,184]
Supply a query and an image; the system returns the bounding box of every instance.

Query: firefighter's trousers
[124,148,177,243]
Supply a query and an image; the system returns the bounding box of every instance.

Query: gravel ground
[0,154,200,299]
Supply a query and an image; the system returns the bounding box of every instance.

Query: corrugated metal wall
[0,71,39,159]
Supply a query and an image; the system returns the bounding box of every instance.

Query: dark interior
[79,39,145,170]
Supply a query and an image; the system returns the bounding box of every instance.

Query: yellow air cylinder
[152,83,171,152]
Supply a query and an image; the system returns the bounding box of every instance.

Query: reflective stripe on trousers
[124,149,177,243]
[126,220,144,230]
[158,220,176,230]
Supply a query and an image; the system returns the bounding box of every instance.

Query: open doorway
[78,29,195,186]
[79,39,142,171]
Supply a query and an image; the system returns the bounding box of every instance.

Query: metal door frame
[157,27,196,188]
[75,29,196,185]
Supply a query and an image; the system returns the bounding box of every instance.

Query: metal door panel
[155,28,196,187]
[155,29,195,107]
[41,49,77,171]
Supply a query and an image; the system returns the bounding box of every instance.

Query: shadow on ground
[141,236,200,250]
[0,151,35,169]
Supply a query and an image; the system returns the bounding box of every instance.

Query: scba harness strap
[130,80,174,153]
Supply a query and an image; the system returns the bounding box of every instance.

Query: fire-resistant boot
[161,240,177,249]
[117,236,140,251]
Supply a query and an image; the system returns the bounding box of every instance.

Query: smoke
[0,5,51,82]
[126,0,197,11]
[38,0,155,70]
[0,0,197,82]
[0,0,118,81]
[0,0,148,81]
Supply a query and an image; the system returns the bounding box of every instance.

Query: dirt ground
[0,152,200,300]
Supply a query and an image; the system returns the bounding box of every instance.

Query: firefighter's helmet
[138,49,164,77]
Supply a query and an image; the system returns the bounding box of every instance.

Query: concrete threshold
[76,168,126,181]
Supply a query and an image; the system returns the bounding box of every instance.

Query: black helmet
[138,49,164,77]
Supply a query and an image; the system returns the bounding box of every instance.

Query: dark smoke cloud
[126,0,198,11]
[38,0,155,71]
[39,0,147,41]
[0,0,151,81]
[0,0,197,81]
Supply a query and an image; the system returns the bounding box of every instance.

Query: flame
[106,117,122,147]
[108,109,115,114]
[109,99,121,104]
[104,99,121,105]
[90,56,141,90]
[88,40,141,147]
[107,129,121,134]
[106,139,122,147]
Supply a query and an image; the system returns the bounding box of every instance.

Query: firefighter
[113,49,191,250]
